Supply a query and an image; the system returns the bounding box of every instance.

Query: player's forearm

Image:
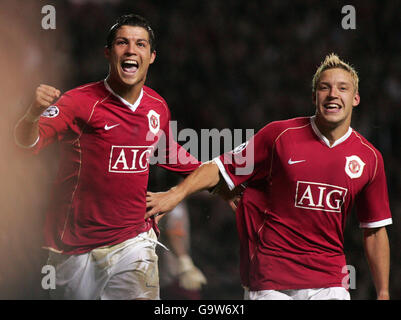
[363,227,390,299]
[172,161,221,201]
[145,162,221,218]
[14,113,40,148]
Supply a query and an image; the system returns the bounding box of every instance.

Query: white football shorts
[247,287,350,300]
[47,228,160,300]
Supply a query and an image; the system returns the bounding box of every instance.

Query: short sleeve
[213,125,271,190]
[356,152,392,228]
[32,92,76,153]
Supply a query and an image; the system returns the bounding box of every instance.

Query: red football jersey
[30,80,200,254]
[235,180,268,289]
[216,116,392,290]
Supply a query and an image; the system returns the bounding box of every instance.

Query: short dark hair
[106,14,156,52]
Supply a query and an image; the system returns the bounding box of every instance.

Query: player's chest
[85,104,165,145]
[272,139,370,198]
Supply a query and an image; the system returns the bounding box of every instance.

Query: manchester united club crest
[345,155,365,179]
[147,110,160,135]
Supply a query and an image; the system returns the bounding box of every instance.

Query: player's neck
[314,117,351,146]
[106,76,143,105]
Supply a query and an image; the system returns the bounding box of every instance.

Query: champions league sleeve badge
[147,110,160,135]
[232,141,248,154]
[345,155,365,179]
[41,105,60,118]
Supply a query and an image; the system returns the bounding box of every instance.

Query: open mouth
[121,60,138,74]
[323,103,342,113]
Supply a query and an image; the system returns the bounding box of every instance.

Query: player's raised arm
[15,84,60,147]
[145,161,221,218]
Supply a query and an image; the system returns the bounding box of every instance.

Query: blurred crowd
[0,0,400,299]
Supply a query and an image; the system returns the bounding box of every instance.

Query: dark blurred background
[0,0,399,300]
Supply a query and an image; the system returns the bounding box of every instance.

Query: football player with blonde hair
[312,53,359,94]
[146,53,392,300]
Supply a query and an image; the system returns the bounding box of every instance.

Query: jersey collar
[103,79,143,112]
[310,115,353,148]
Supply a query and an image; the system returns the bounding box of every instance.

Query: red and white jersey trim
[213,157,235,190]
[310,115,353,148]
[359,218,392,229]
[14,132,40,149]
[103,78,143,112]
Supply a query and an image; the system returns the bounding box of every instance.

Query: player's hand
[177,255,207,291]
[145,188,183,219]
[26,84,61,121]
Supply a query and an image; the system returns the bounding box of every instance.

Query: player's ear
[353,92,360,107]
[149,50,156,65]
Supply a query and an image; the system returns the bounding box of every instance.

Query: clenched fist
[25,84,61,122]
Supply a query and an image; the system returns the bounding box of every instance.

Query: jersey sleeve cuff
[359,218,392,229]
[14,135,40,149]
[212,157,235,191]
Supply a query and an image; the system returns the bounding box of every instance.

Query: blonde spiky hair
[312,53,359,94]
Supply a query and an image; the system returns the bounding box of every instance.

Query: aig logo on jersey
[295,181,348,213]
[147,110,160,135]
[345,155,365,179]
[109,146,154,173]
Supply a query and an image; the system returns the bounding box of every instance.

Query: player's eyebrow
[336,81,351,86]
[319,81,351,86]
[115,36,150,43]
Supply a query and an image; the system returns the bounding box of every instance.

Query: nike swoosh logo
[288,158,306,165]
[104,123,120,130]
